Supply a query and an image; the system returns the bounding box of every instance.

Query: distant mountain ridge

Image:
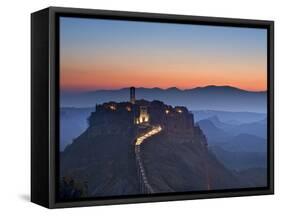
[193,110,266,124]
[197,115,267,171]
[61,85,266,113]
[197,115,267,141]
[86,85,265,93]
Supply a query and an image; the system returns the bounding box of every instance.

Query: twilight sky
[60,17,267,92]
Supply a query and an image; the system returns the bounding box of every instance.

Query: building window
[176,108,182,113]
[109,105,116,110]
[135,106,149,124]
[126,106,131,112]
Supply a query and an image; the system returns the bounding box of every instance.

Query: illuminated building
[138,106,149,124]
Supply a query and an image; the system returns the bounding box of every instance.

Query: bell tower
[130,87,135,104]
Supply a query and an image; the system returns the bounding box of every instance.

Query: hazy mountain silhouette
[231,119,267,138]
[197,119,230,143]
[193,110,266,124]
[198,115,267,140]
[210,146,267,171]
[224,133,266,153]
[61,85,266,113]
[198,116,267,172]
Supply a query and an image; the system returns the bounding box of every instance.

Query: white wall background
[0,0,279,214]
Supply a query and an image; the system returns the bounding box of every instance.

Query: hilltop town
[88,87,207,146]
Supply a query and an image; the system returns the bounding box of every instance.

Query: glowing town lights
[126,106,131,112]
[165,110,170,114]
[109,105,116,110]
[177,109,182,113]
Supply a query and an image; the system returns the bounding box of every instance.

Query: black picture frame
[31,6,274,208]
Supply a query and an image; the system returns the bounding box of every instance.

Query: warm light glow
[165,110,170,114]
[138,106,149,124]
[177,109,182,113]
[109,105,116,110]
[135,126,162,145]
[126,106,131,112]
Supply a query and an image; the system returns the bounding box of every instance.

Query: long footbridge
[134,125,162,194]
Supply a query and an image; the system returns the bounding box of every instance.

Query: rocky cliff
[60,100,245,199]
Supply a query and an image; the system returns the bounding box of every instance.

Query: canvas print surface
[59,17,268,200]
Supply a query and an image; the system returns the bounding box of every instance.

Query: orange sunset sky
[60,17,267,92]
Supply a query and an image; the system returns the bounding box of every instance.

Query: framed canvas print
[31,7,274,208]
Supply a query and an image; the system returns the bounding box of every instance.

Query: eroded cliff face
[60,100,243,199]
[140,132,242,193]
